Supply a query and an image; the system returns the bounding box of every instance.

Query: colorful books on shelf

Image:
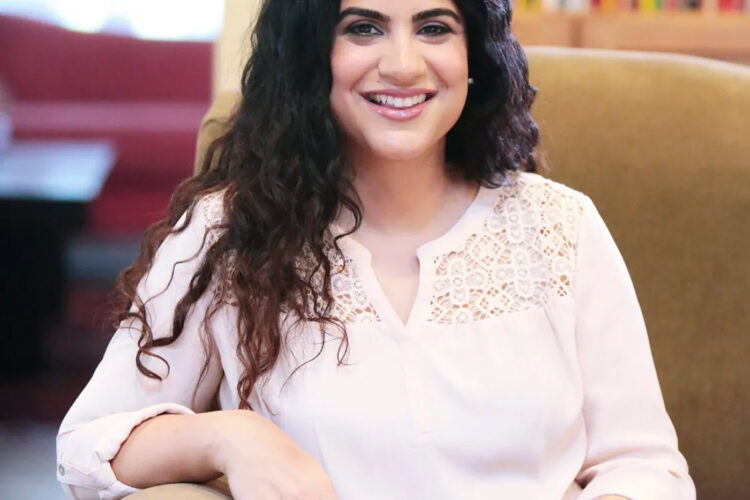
[514,0,749,11]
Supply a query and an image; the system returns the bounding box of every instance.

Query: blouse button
[58,464,66,476]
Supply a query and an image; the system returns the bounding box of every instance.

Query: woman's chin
[364,137,434,161]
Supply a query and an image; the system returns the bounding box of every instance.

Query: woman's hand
[207,409,339,500]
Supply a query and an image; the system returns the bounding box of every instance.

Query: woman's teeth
[367,94,428,108]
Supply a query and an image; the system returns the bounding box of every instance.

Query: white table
[0,140,114,201]
[0,140,116,377]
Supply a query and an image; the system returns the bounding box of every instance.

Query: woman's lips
[362,94,433,122]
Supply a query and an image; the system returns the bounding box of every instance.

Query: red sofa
[0,14,212,235]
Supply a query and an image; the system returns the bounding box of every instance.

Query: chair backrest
[194,46,750,498]
[526,47,749,499]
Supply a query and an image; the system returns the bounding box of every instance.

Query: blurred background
[1,0,748,498]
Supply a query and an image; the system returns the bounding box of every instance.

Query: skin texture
[330,0,469,162]
[112,410,339,500]
[111,413,223,488]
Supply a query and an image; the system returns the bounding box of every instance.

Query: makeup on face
[330,0,469,158]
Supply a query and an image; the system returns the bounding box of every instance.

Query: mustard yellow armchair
[524,47,749,499]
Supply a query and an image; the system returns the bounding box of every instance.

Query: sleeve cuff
[577,462,696,500]
[57,402,195,499]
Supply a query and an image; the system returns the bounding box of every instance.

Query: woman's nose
[377,35,426,85]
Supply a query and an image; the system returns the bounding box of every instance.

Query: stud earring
[468,77,474,85]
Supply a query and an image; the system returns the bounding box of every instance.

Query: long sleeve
[573,196,696,500]
[56,194,226,500]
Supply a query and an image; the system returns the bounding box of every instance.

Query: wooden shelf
[512,11,750,65]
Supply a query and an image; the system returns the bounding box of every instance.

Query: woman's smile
[360,88,438,121]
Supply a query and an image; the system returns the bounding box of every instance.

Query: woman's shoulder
[193,188,230,230]
[160,188,230,255]
[428,171,595,320]
[481,171,592,278]
[495,170,590,210]
[485,170,592,231]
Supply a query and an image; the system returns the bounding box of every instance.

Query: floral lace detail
[199,190,228,248]
[329,264,381,324]
[428,173,585,325]
[305,240,381,324]
[197,190,235,304]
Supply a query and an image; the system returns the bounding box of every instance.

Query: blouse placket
[331,183,498,444]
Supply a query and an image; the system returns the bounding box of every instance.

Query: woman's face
[330,0,469,162]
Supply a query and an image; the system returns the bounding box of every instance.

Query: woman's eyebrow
[338,7,462,24]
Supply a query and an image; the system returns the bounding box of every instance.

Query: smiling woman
[56,1,695,499]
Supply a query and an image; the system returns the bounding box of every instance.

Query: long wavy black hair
[114,0,540,410]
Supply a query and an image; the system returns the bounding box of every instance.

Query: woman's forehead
[339,0,459,14]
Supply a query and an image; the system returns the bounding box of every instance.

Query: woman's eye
[419,24,452,36]
[346,22,381,37]
[344,22,453,38]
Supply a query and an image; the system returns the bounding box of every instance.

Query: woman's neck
[339,142,477,238]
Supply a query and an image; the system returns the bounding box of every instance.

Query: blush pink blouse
[56,172,696,500]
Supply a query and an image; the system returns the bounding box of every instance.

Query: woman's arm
[56,194,226,499]
[110,412,223,488]
[571,196,696,500]
[110,408,339,500]
[57,192,339,500]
